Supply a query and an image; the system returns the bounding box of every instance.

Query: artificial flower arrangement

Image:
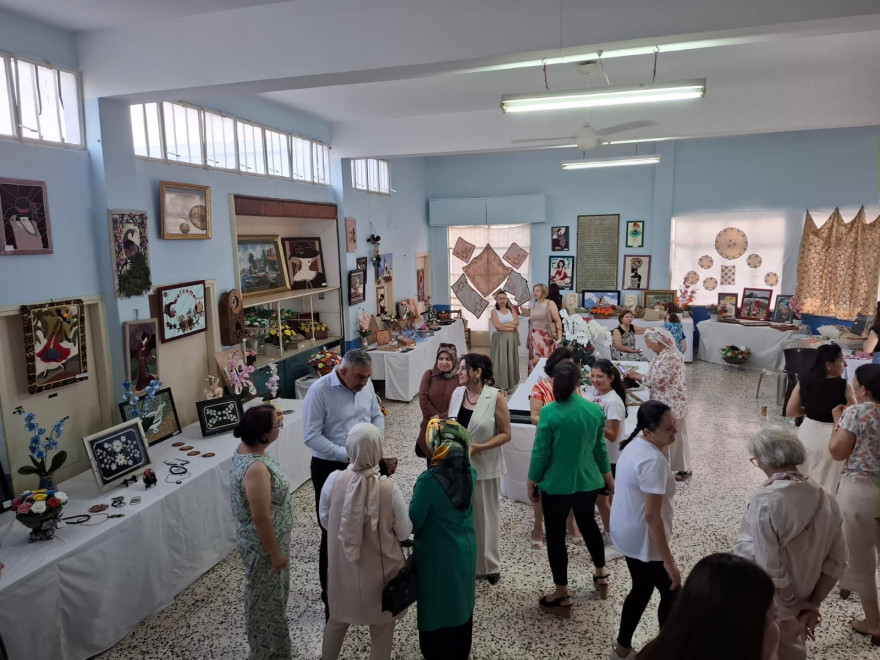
[225,354,256,396]
[122,378,164,440]
[423,296,438,323]
[266,324,298,346]
[299,320,329,336]
[720,345,752,362]
[706,303,720,315]
[12,488,68,517]
[677,276,697,311]
[789,294,803,320]
[13,406,70,487]
[307,350,341,374]
[589,306,616,317]
[266,362,280,399]
[244,309,272,328]
[358,309,372,338]
[559,309,612,367]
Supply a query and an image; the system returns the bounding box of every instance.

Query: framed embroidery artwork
[622,255,651,290]
[0,178,52,255]
[625,221,644,248]
[196,396,244,437]
[551,226,570,251]
[108,210,152,298]
[21,298,88,395]
[157,280,206,342]
[345,216,357,253]
[773,295,794,323]
[118,387,181,445]
[159,181,211,239]
[349,270,365,305]
[282,237,327,290]
[82,419,153,492]
[739,287,773,321]
[581,290,620,309]
[237,235,289,297]
[718,293,739,319]
[643,290,677,309]
[123,319,159,392]
[548,256,574,290]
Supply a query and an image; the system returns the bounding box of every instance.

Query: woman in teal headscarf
[410,419,477,660]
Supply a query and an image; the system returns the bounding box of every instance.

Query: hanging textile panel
[503,271,530,305]
[451,275,489,318]
[576,214,619,290]
[461,245,512,297]
[797,207,880,318]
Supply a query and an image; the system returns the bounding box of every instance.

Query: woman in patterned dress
[625,327,691,480]
[230,405,293,660]
[528,283,562,374]
[611,310,650,362]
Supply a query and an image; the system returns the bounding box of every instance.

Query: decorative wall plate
[703,277,718,291]
[714,227,749,260]
[698,255,713,269]
[764,272,779,286]
[746,254,762,268]
[685,270,700,285]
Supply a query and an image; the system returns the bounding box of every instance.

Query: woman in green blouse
[528,361,614,617]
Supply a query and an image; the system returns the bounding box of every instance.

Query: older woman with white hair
[319,423,413,660]
[624,327,691,480]
[735,425,847,660]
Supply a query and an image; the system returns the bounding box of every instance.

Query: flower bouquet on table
[677,277,697,315]
[720,345,752,365]
[225,354,257,398]
[789,295,803,324]
[358,309,373,346]
[12,487,69,541]
[244,309,272,338]
[308,350,341,376]
[13,406,70,490]
[559,309,612,368]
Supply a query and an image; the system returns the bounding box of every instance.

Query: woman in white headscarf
[625,327,691,481]
[319,423,412,660]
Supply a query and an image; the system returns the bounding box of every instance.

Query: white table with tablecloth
[696,320,797,370]
[0,398,309,660]
[368,320,467,401]
[592,317,694,363]
[501,358,646,505]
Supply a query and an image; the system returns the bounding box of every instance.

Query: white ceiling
[4,0,880,158]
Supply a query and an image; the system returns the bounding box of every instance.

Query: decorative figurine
[142,468,158,489]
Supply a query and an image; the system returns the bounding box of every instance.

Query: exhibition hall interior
[1,1,880,659]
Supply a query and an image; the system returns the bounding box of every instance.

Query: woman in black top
[786,342,856,494]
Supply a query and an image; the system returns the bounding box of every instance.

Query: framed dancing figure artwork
[196,396,244,437]
[0,178,52,255]
[108,210,152,298]
[739,287,773,321]
[157,280,206,342]
[82,419,153,492]
[282,237,327,290]
[548,256,574,290]
[21,298,88,395]
[123,319,159,392]
[159,181,211,239]
[118,387,181,445]
[551,226,570,251]
[237,235,289,297]
[622,255,650,290]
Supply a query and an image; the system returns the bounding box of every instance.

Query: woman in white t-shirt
[609,401,681,660]
[589,359,628,543]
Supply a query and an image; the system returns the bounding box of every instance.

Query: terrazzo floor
[97,358,880,660]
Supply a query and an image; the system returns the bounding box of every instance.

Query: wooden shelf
[253,335,343,369]
[243,286,340,308]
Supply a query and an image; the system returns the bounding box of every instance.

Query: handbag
[377,487,418,616]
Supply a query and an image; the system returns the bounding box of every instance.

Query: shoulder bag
[378,488,418,616]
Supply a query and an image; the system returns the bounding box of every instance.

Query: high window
[351,158,390,194]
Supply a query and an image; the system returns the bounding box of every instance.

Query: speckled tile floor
[97,358,880,660]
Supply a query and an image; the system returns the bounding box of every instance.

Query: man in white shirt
[303,349,385,620]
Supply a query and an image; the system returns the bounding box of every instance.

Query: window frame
[351,157,391,195]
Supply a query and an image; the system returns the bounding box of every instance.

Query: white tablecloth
[0,398,309,660]
[696,320,797,370]
[369,321,467,401]
[592,317,694,362]
[846,356,873,383]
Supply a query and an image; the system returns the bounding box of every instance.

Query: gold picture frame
[160,181,211,239]
[237,235,290,298]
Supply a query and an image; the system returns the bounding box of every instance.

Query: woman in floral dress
[625,327,690,480]
[230,405,293,660]
[528,284,562,374]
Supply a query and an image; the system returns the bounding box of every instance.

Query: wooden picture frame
[237,235,290,297]
[196,396,244,437]
[376,329,392,346]
[643,290,677,308]
[0,177,53,254]
[773,295,794,323]
[626,221,644,248]
[282,236,327,290]
[345,216,357,253]
[82,419,153,492]
[159,181,211,239]
[376,283,392,317]
[551,225,570,251]
[348,270,366,304]
[118,387,181,445]
[549,256,574,290]
[739,287,773,321]
[108,210,152,298]
[581,290,620,309]
[717,293,739,319]
[123,318,159,392]
[621,290,643,310]
[622,255,651,290]
[157,280,206,342]
[356,257,367,271]
[20,298,88,395]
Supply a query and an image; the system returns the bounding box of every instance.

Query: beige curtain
[796,207,880,318]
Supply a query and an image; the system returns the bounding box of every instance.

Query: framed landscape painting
[157,280,206,342]
[238,235,289,297]
[123,318,159,392]
[159,181,211,239]
[0,178,52,254]
[581,290,620,309]
[739,287,773,321]
[282,237,327,290]
[21,298,88,394]
[118,387,181,445]
[643,290,676,309]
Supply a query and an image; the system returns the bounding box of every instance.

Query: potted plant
[13,407,70,490]
[358,309,372,348]
[11,487,69,542]
[706,304,720,321]
[307,350,341,376]
[677,277,697,317]
[720,345,752,365]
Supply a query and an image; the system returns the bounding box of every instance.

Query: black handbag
[381,540,418,616]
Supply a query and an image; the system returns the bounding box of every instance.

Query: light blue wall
[0,8,79,67]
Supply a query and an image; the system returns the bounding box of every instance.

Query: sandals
[850,619,880,645]
[539,595,573,618]
[593,573,610,600]
[674,471,692,482]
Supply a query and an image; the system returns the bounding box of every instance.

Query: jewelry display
[130,496,141,505]
[202,453,216,458]
[187,451,200,456]
[61,513,125,526]
[111,496,126,508]
[179,446,193,451]
[88,504,109,513]
[165,459,192,484]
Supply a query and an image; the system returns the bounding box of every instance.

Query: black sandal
[539,595,572,618]
[593,574,609,600]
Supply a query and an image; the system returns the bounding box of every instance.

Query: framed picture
[123,319,158,392]
[376,329,392,346]
[109,210,152,298]
[82,419,153,492]
[118,387,181,445]
[581,290,620,309]
[626,221,644,248]
[718,293,739,319]
[739,287,773,321]
[159,181,211,239]
[1,178,52,254]
[551,226,570,251]
[622,255,651,290]
[773,295,794,323]
[549,256,574,290]
[20,298,88,395]
[644,290,677,308]
[349,270,365,304]
[621,290,643,310]
[417,268,426,301]
[238,235,289,297]
[282,237,327,290]
[356,257,367,271]
[196,396,244,437]
[376,283,391,316]
[345,217,357,253]
[378,253,394,283]
[157,280,206,342]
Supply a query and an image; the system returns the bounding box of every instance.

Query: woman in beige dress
[489,290,520,393]
[528,284,562,374]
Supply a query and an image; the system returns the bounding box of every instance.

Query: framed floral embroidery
[82,419,153,492]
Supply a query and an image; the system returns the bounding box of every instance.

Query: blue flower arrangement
[13,406,70,487]
[121,378,163,419]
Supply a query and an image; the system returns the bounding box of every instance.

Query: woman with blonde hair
[528,283,562,374]
[489,290,520,394]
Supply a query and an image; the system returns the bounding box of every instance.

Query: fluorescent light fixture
[501,79,705,114]
[562,155,661,170]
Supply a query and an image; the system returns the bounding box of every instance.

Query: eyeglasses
[749,457,758,467]
[273,422,284,430]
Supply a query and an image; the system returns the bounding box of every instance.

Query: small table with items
[696,319,799,370]
[0,399,308,660]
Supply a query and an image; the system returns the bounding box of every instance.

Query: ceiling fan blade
[511,136,575,144]
[595,120,657,136]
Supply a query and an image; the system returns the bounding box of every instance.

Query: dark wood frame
[157,280,207,342]
[282,236,327,290]
[348,269,365,304]
[739,287,774,321]
[237,235,289,298]
[20,298,88,395]
[643,289,677,308]
[625,220,645,248]
[118,387,181,445]
[0,177,53,255]
[196,396,245,437]
[717,292,739,319]
[773,294,795,322]
[551,225,570,251]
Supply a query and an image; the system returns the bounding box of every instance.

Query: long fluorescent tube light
[562,155,661,170]
[501,79,705,113]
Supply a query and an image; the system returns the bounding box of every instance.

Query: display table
[696,320,797,370]
[369,320,467,401]
[592,317,694,363]
[501,358,644,505]
[0,398,309,660]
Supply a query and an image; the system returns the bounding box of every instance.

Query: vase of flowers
[706,304,720,322]
[789,295,803,326]
[13,407,70,490]
[720,345,752,365]
[12,488,68,542]
[225,353,257,399]
[559,309,612,368]
[263,362,281,401]
[308,350,342,376]
[357,309,372,348]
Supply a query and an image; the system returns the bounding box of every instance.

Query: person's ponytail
[620,400,670,451]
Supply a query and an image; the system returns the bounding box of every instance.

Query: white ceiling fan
[511,120,658,151]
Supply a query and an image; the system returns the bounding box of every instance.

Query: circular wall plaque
[764,272,779,286]
[715,227,749,260]
[703,277,718,291]
[746,254,762,268]
[685,271,700,285]
[698,255,714,269]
